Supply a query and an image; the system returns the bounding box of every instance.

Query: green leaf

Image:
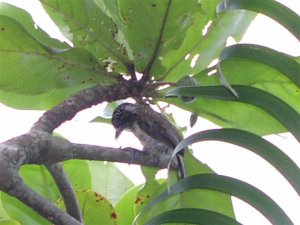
[0,160,93,225]
[0,15,113,109]
[0,85,92,110]
[87,161,134,205]
[40,0,131,71]
[137,174,293,225]
[166,85,300,140]
[115,185,143,225]
[172,129,300,195]
[0,191,50,225]
[63,160,93,190]
[57,189,118,225]
[134,179,168,225]
[180,45,300,135]
[177,75,198,102]
[179,153,235,216]
[136,152,234,225]
[18,165,60,202]
[118,0,202,74]
[1,161,129,224]
[0,196,9,220]
[219,44,300,88]
[160,10,255,81]
[217,0,300,41]
[0,3,69,49]
[144,208,241,225]
[0,220,21,225]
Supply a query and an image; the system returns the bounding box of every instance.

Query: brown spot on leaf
[0,27,5,31]
[135,197,142,204]
[111,212,117,219]
[152,3,157,7]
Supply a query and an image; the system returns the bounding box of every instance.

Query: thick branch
[0,83,162,224]
[30,84,132,133]
[1,132,176,170]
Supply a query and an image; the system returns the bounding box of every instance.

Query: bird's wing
[136,107,181,147]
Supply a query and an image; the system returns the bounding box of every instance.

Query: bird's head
[111,103,137,139]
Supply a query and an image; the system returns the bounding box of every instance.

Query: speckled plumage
[112,103,186,178]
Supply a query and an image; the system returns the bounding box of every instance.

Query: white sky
[0,1,299,225]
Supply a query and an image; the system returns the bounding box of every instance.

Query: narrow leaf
[217,0,300,41]
[172,129,300,195]
[144,208,241,225]
[166,85,300,142]
[220,44,300,88]
[137,174,293,225]
[216,63,239,97]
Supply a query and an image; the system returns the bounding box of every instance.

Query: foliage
[0,0,299,224]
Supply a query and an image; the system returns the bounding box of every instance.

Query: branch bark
[0,83,164,224]
[47,163,82,223]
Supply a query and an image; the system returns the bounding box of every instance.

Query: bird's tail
[176,153,186,179]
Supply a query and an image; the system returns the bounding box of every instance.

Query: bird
[111,102,186,179]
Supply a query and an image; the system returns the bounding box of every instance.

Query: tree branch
[47,163,82,222]
[0,83,162,224]
[8,176,82,225]
[1,132,175,168]
[30,84,132,133]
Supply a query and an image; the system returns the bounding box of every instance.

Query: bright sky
[0,1,299,225]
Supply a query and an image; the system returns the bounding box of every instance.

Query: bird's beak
[115,129,122,139]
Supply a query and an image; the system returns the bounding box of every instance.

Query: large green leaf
[88,161,134,205]
[219,44,300,88]
[115,185,142,225]
[117,0,203,74]
[62,160,93,190]
[0,15,113,109]
[0,220,21,225]
[171,44,299,135]
[166,85,300,140]
[57,190,118,225]
[0,191,49,225]
[39,0,131,72]
[144,208,241,225]
[117,0,255,80]
[136,174,293,225]
[18,166,59,202]
[0,85,92,110]
[171,129,300,195]
[0,3,69,49]
[217,0,300,41]
[160,10,256,82]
